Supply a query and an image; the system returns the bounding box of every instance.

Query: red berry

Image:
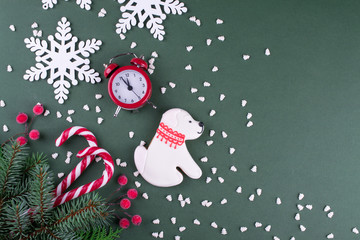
[127,189,138,199]
[29,129,40,140]
[131,215,142,226]
[120,198,131,209]
[33,103,44,115]
[119,218,130,229]
[16,136,27,146]
[16,113,28,124]
[117,175,128,186]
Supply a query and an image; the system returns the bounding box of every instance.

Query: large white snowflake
[116,0,187,41]
[24,17,102,104]
[42,0,92,10]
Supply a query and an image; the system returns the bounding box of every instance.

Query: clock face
[111,69,148,105]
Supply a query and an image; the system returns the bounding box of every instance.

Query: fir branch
[24,153,47,174]
[77,227,123,240]
[2,199,31,239]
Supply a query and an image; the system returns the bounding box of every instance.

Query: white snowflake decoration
[116,0,187,41]
[42,0,92,10]
[24,17,102,104]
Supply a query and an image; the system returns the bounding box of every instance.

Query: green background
[1,0,360,239]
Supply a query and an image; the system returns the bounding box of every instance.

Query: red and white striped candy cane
[54,126,98,198]
[52,146,114,207]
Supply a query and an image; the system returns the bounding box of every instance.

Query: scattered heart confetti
[179,226,186,232]
[95,106,101,113]
[130,42,137,49]
[276,197,282,205]
[211,222,218,228]
[265,225,271,232]
[44,109,50,116]
[0,100,5,107]
[295,213,300,221]
[220,198,227,204]
[67,109,75,115]
[171,217,176,224]
[327,233,334,239]
[186,46,193,52]
[212,66,219,72]
[211,167,217,174]
[241,99,247,107]
[219,94,225,101]
[229,147,235,154]
[95,94,102,99]
[66,116,73,123]
[297,204,304,211]
[248,194,255,201]
[209,110,216,116]
[153,219,160,224]
[255,222,262,228]
[265,48,271,56]
[216,18,223,24]
[247,121,254,127]
[217,35,225,41]
[142,193,149,199]
[240,227,247,232]
[116,158,121,166]
[299,225,306,232]
[298,193,304,200]
[161,87,166,94]
[98,8,107,17]
[191,87,198,93]
[57,172,64,178]
[256,188,262,196]
[324,205,331,212]
[200,156,208,162]
[206,39,212,46]
[206,177,212,183]
[251,165,257,173]
[221,131,227,138]
[31,22,38,28]
[169,82,176,88]
[209,130,215,137]
[230,166,237,172]
[246,113,252,119]
[83,104,90,111]
[352,227,359,234]
[158,231,164,238]
[97,117,104,124]
[327,211,334,218]
[194,219,200,225]
[236,186,242,193]
[221,228,227,235]
[51,153,58,159]
[185,64,192,70]
[56,111,62,118]
[7,65,13,72]
[129,131,134,139]
[2,125,9,132]
[218,177,224,183]
[203,81,211,87]
[243,54,250,60]
[166,195,172,201]
[306,204,313,210]
[9,25,15,31]
[206,140,213,146]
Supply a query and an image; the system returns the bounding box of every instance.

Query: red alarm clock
[104,53,156,117]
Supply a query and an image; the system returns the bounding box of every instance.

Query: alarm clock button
[104,63,119,78]
[130,58,148,70]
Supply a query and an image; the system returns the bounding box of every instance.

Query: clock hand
[120,77,129,87]
[121,77,133,91]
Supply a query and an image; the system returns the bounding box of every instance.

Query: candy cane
[54,126,98,197]
[52,127,114,207]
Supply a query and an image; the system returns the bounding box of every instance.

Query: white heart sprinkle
[251,165,257,172]
[31,22,38,28]
[193,219,200,225]
[218,177,224,183]
[201,200,208,206]
[95,94,102,99]
[151,51,159,58]
[295,213,300,221]
[211,222,218,228]
[255,222,262,228]
[221,228,227,235]
[185,64,192,70]
[189,16,196,22]
[209,130,215,137]
[0,100,5,107]
[221,131,227,138]
[273,237,280,240]
[56,111,62,118]
[65,158,71,164]
[57,172,64,178]
[186,46,193,52]
[216,18,223,24]
[98,8,106,17]
[256,188,262,196]
[230,166,237,172]
[203,81,211,87]
[66,116,72,123]
[276,197,282,205]
[298,193,304,200]
[200,156,208,162]
[161,87,166,94]
[211,167,217,174]
[247,113,253,119]
[220,198,227,204]
[116,158,121,166]
[218,35,225,41]
[171,217,176,224]
[185,197,191,204]
[306,204,313,210]
[352,227,359,234]
[229,147,235,154]
[83,104,90,111]
[327,233,334,239]
[195,19,201,26]
[133,171,139,177]
[212,66,219,72]
[265,225,271,232]
[219,94,225,101]
[178,194,183,201]
[169,82,176,88]
[3,125,9,132]
[119,33,126,40]
[265,48,271,56]
[299,225,306,232]
[327,211,334,218]
[153,219,160,224]
[44,109,50,116]
[158,231,164,238]
[190,87,198,93]
[67,109,75,115]
[206,39,212,46]
[179,226,186,232]
[241,99,247,107]
[97,117,104,124]
[209,109,216,116]
[142,193,149,199]
[95,106,101,113]
[9,25,15,31]
[174,236,180,240]
[236,186,242,193]
[135,181,141,188]
[129,131,134,139]
[152,232,159,238]
[130,42,137,49]
[206,177,212,183]
[324,205,331,212]
[243,54,250,60]
[95,157,102,162]
[51,153,58,159]
[205,201,212,207]
[7,65,12,72]
[297,204,304,211]
[247,121,254,127]
[206,140,213,146]
[120,162,127,167]
[180,200,186,207]
[166,195,172,201]
[248,194,255,201]
[148,58,155,64]
[240,227,247,232]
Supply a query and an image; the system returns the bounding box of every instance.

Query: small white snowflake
[24,17,102,104]
[116,0,187,41]
[42,0,92,10]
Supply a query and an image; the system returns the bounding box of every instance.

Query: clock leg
[114,106,122,117]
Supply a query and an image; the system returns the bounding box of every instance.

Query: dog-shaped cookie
[134,108,204,187]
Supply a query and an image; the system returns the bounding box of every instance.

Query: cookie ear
[161,108,181,128]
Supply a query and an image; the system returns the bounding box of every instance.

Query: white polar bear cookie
[134,108,204,187]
